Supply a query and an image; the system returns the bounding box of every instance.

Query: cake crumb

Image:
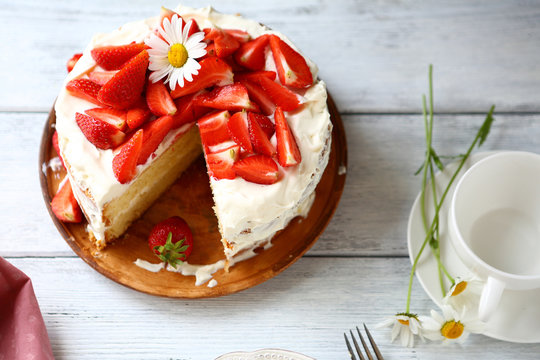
[338,165,347,175]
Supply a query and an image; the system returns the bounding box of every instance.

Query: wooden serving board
[39,96,347,298]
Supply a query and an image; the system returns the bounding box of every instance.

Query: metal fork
[344,324,384,360]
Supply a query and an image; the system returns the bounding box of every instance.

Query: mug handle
[478,276,505,322]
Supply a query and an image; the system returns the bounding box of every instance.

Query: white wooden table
[2,0,540,358]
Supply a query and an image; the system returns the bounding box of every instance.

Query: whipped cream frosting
[55,6,332,261]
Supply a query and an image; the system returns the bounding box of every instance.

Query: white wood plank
[6,257,540,359]
[2,112,540,257]
[2,0,540,112]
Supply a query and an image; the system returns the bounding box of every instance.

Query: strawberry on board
[146,80,177,116]
[51,178,82,223]
[233,34,269,71]
[233,154,280,185]
[170,57,233,99]
[248,114,275,157]
[85,107,127,131]
[197,110,231,149]
[52,131,66,168]
[171,91,211,128]
[227,111,252,152]
[274,106,301,167]
[248,112,275,139]
[66,53,82,73]
[194,83,258,112]
[239,79,275,116]
[206,144,240,180]
[148,216,193,268]
[137,115,174,165]
[66,79,103,105]
[88,70,118,86]
[75,112,126,150]
[269,35,313,89]
[97,50,149,109]
[91,43,146,71]
[112,129,143,184]
[255,75,301,111]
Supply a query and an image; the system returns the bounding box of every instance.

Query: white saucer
[215,349,314,360]
[407,151,540,343]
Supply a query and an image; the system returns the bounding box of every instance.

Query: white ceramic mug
[448,151,540,322]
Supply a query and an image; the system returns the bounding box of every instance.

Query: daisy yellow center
[451,281,468,296]
[168,43,188,68]
[398,319,410,326]
[441,321,464,339]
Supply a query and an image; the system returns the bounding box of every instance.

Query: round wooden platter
[39,96,347,298]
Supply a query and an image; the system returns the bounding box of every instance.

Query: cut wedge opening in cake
[51,5,332,285]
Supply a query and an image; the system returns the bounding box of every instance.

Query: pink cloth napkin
[0,257,54,359]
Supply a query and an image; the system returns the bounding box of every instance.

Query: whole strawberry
[148,216,193,268]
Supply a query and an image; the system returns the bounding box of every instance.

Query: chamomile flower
[145,14,207,90]
[443,276,484,313]
[420,305,484,345]
[377,312,424,347]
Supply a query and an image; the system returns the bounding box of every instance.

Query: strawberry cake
[53,5,332,268]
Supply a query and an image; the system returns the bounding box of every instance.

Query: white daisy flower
[377,313,424,347]
[145,14,207,90]
[443,276,484,313]
[420,305,484,345]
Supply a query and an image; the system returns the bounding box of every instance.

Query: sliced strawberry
[160,8,200,38]
[194,83,258,112]
[52,131,66,168]
[171,91,211,128]
[85,107,127,131]
[203,43,216,58]
[127,108,152,130]
[206,144,240,180]
[66,53,82,73]
[227,111,252,152]
[138,115,174,165]
[88,70,118,85]
[66,79,102,105]
[170,57,233,99]
[255,76,301,111]
[224,29,251,43]
[112,129,143,184]
[98,50,149,109]
[235,70,276,82]
[90,43,146,71]
[248,114,275,157]
[233,155,280,185]
[249,112,275,139]
[269,35,313,88]
[233,34,269,71]
[75,112,125,150]
[197,110,231,149]
[274,106,301,167]
[146,80,177,116]
[239,79,276,116]
[214,31,240,58]
[51,178,82,223]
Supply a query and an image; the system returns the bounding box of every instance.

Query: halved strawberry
[224,29,251,43]
[170,57,233,99]
[85,107,127,131]
[127,107,152,130]
[194,83,258,112]
[239,79,275,116]
[255,76,301,111]
[197,110,231,149]
[66,79,102,105]
[75,112,125,150]
[233,155,280,185]
[66,53,82,73]
[235,70,276,82]
[97,50,149,109]
[227,111,252,152]
[274,106,301,167]
[248,114,275,157]
[88,70,118,85]
[138,115,174,165]
[112,129,143,184]
[203,43,216,58]
[90,43,146,71]
[214,31,240,58]
[248,112,275,139]
[171,91,211,128]
[146,80,177,116]
[51,178,82,223]
[269,35,313,89]
[206,144,240,180]
[52,131,66,168]
[233,34,269,71]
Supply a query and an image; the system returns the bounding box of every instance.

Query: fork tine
[344,333,357,360]
[356,327,374,360]
[363,323,385,360]
[349,330,366,360]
